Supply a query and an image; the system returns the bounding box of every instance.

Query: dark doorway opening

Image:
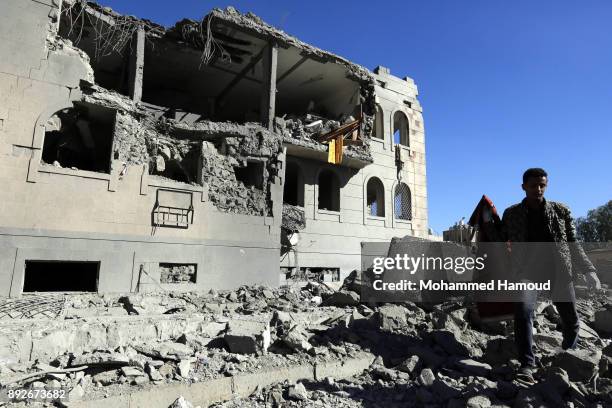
[23,261,99,293]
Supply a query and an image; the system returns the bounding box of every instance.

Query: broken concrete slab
[552,348,601,383]
[321,291,360,307]
[224,319,270,355]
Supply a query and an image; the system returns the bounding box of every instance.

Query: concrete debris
[169,395,198,408]
[286,382,308,401]
[322,290,360,307]
[552,348,601,382]
[281,204,306,232]
[0,276,609,407]
[224,319,271,355]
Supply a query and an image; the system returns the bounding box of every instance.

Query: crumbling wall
[79,85,283,216]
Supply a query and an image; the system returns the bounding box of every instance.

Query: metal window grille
[394,183,412,220]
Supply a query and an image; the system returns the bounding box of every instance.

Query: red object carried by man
[468,195,514,320]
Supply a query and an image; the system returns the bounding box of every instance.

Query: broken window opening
[142,36,264,124]
[367,177,385,217]
[149,141,201,185]
[159,263,197,284]
[23,261,99,293]
[283,161,304,207]
[374,105,384,140]
[42,103,115,173]
[234,161,264,190]
[290,267,340,282]
[394,183,412,220]
[275,47,363,138]
[58,9,135,96]
[318,169,340,212]
[393,111,410,146]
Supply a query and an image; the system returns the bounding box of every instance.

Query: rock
[416,387,434,403]
[404,346,446,368]
[397,355,420,374]
[70,351,130,367]
[593,308,612,334]
[544,366,570,394]
[155,155,165,172]
[177,360,191,378]
[322,290,360,307]
[224,319,271,354]
[514,388,544,408]
[147,366,164,382]
[552,348,601,382]
[68,384,85,401]
[432,379,461,400]
[454,359,492,377]
[282,325,312,352]
[169,396,194,408]
[431,330,470,356]
[158,363,175,378]
[287,382,308,400]
[533,332,563,351]
[376,305,408,330]
[134,342,194,361]
[418,368,435,386]
[121,366,145,377]
[371,366,398,381]
[133,375,149,385]
[201,322,227,338]
[495,380,518,399]
[176,333,212,351]
[467,395,491,408]
[92,369,119,385]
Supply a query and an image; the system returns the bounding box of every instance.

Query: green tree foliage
[575,200,612,243]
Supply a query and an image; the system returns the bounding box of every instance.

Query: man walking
[502,168,601,380]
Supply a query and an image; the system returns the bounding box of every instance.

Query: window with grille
[394,183,412,220]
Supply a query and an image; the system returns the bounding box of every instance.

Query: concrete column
[260,43,278,130]
[128,27,145,102]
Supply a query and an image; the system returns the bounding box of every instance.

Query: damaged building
[0,0,429,296]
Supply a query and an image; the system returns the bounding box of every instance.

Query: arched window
[393,111,409,146]
[366,177,385,217]
[374,105,384,139]
[284,161,304,206]
[318,169,340,212]
[394,183,412,220]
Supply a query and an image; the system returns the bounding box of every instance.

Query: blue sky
[97,0,612,234]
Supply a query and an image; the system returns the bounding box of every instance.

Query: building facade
[0,0,429,296]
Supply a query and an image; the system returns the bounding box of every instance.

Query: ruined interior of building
[50,3,375,223]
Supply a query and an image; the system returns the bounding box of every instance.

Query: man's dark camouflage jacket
[502,198,596,280]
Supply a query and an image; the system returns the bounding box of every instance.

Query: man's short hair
[523,168,548,183]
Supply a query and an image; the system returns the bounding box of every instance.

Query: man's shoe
[561,333,579,350]
[516,365,537,384]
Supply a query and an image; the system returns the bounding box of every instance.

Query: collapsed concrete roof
[60,2,376,167]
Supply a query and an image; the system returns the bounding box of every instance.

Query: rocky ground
[0,276,611,408]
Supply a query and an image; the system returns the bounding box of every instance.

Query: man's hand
[585,271,601,290]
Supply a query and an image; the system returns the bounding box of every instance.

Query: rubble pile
[275,114,373,165]
[282,204,306,232]
[0,280,610,407]
[77,85,284,216]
